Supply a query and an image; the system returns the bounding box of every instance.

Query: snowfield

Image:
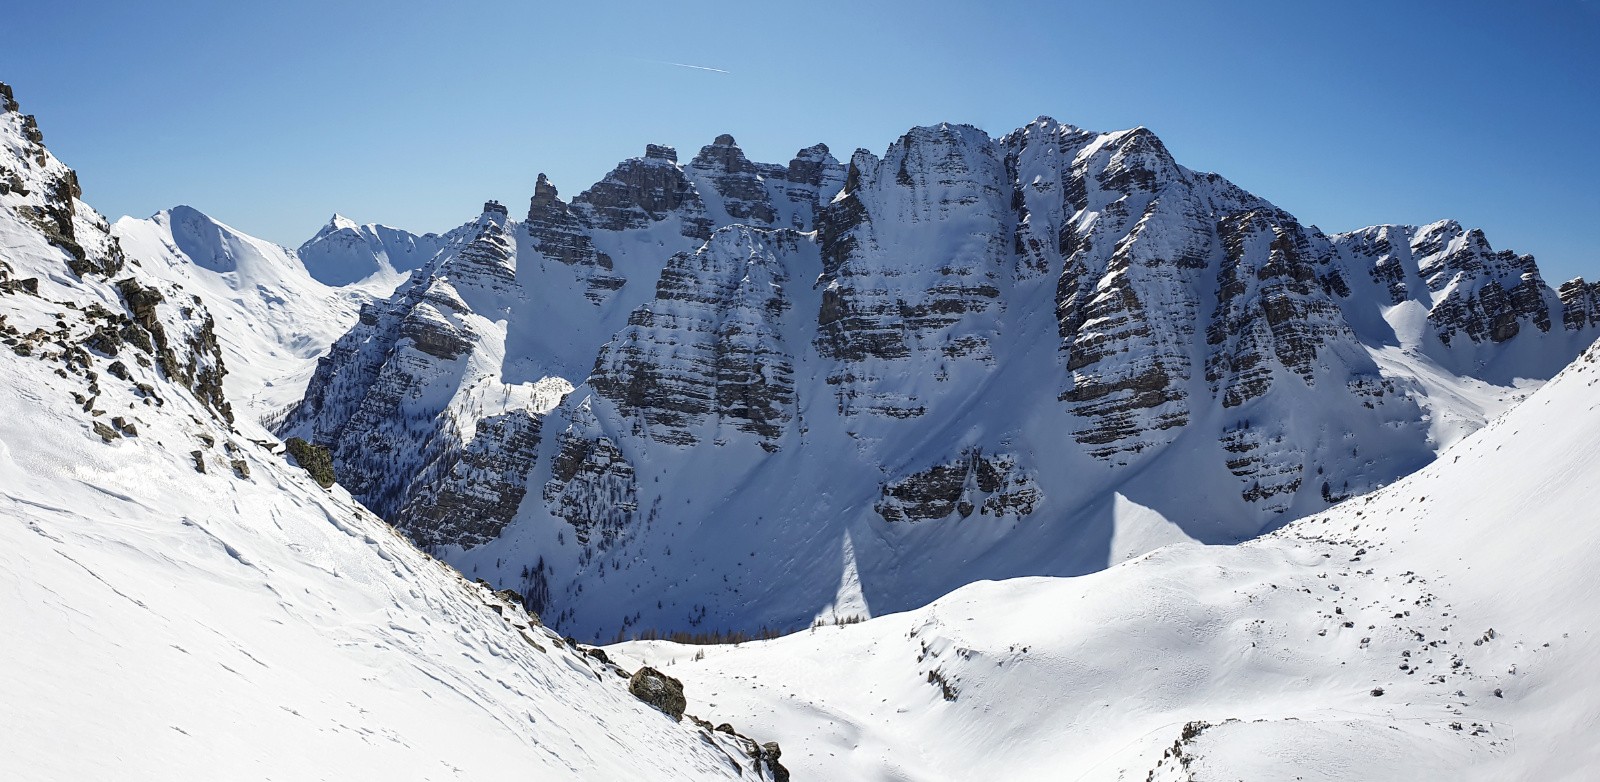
[616,337,1600,780]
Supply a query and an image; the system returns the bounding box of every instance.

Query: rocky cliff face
[875,448,1040,522]
[524,173,623,304]
[1558,277,1600,331]
[0,82,232,426]
[572,144,717,240]
[278,207,558,522]
[1332,220,1558,345]
[589,226,807,448]
[816,124,1012,419]
[279,116,1597,640]
[279,139,842,553]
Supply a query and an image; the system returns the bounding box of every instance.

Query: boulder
[627,666,686,721]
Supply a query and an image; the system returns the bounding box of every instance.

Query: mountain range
[249,118,1596,641]
[5,74,1598,780]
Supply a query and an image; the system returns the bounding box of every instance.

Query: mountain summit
[268,119,1597,641]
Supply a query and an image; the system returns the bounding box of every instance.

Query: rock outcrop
[0,82,231,427]
[816,124,1012,418]
[686,134,778,226]
[1558,277,1600,331]
[397,410,542,550]
[589,226,806,447]
[876,449,1041,522]
[573,144,716,240]
[541,399,638,554]
[524,173,623,304]
[627,666,687,721]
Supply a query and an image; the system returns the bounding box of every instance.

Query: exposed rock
[1413,223,1552,344]
[686,134,778,225]
[276,212,520,518]
[627,666,686,721]
[542,400,637,551]
[760,742,789,782]
[92,421,120,442]
[877,448,1041,522]
[115,277,231,423]
[816,124,1011,417]
[1559,277,1600,331]
[273,113,1598,641]
[285,437,336,488]
[779,143,846,230]
[1206,209,1350,407]
[1220,419,1304,515]
[524,173,622,304]
[1333,220,1559,346]
[572,145,715,240]
[397,410,542,550]
[589,226,804,446]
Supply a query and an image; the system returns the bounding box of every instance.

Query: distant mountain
[0,79,786,781]
[297,213,445,287]
[274,121,1599,640]
[112,206,374,418]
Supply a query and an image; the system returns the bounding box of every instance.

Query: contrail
[645,59,731,74]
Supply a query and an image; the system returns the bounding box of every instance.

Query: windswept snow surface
[617,337,1600,781]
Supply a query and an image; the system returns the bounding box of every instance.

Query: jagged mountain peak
[324,212,360,231]
[643,143,678,163]
[533,171,559,198]
[278,110,1596,642]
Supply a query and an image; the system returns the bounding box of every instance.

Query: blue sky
[3,0,1596,279]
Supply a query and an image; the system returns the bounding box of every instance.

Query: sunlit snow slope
[619,336,1600,781]
[112,207,383,419]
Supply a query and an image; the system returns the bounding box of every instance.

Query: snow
[297,214,444,288]
[615,337,1600,780]
[112,207,377,420]
[0,98,780,780]
[218,118,1586,648]
[0,347,770,780]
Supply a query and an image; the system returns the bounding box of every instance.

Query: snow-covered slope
[0,80,786,782]
[112,206,377,419]
[617,334,1600,780]
[276,119,1597,642]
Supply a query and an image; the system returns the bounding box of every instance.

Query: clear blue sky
[3,0,1596,279]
